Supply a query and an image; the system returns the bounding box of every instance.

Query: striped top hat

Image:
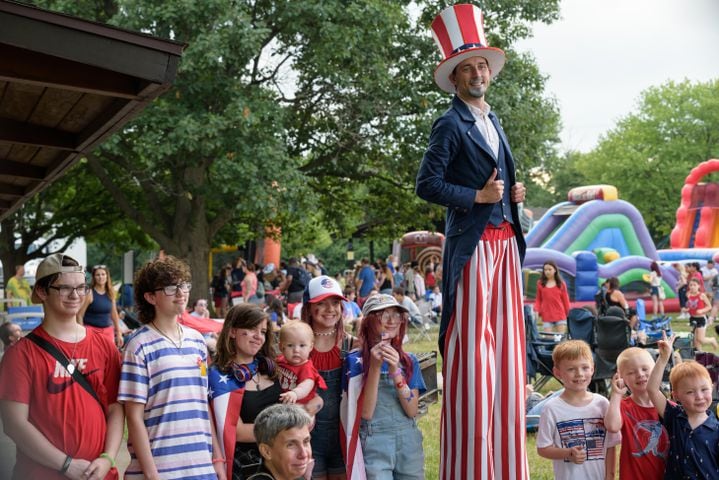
[431,4,505,93]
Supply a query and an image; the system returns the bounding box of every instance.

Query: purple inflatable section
[533,199,657,258]
[524,248,576,275]
[525,202,571,248]
[597,255,678,289]
[524,250,678,290]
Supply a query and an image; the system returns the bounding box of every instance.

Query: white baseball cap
[304,275,347,304]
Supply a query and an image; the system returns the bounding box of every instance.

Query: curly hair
[134,255,191,324]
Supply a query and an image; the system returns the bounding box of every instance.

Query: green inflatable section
[566,214,644,256]
[601,268,676,299]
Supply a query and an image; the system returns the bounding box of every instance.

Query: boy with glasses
[118,256,225,479]
[0,253,124,479]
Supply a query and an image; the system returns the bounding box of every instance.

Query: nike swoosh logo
[47,369,100,394]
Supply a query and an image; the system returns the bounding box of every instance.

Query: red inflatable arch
[670,159,719,248]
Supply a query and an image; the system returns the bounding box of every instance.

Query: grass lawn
[405,314,717,479]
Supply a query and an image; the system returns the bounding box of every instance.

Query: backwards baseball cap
[361,294,409,317]
[303,275,347,304]
[31,253,85,304]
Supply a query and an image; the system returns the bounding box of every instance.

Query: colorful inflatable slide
[670,159,719,249]
[524,185,677,302]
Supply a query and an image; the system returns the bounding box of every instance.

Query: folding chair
[566,307,610,393]
[595,309,632,381]
[407,300,432,343]
[6,305,44,331]
[695,351,719,409]
[567,307,596,346]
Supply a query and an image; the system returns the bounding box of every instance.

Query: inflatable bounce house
[524,159,719,312]
[666,159,719,260]
[523,185,678,310]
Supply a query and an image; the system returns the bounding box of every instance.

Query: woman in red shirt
[534,261,570,333]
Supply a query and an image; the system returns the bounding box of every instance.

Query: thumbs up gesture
[474,168,504,203]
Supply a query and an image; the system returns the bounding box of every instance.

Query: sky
[514,0,719,153]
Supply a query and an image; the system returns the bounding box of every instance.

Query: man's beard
[468,84,486,98]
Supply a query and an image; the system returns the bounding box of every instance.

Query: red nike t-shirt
[0,325,121,479]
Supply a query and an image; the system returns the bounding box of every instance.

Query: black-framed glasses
[154,282,192,296]
[48,285,91,297]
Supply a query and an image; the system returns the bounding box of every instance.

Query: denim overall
[359,372,424,479]
[311,366,345,476]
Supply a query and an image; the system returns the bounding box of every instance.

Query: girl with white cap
[301,276,357,480]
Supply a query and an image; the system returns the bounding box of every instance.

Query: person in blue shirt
[355,258,376,306]
[648,331,719,479]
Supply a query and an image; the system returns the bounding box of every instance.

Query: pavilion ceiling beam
[0,182,25,197]
[0,159,46,180]
[0,44,143,99]
[0,118,77,150]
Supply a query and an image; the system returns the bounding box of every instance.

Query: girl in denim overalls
[301,275,357,480]
[350,294,426,479]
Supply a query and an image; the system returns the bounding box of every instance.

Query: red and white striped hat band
[431,4,506,93]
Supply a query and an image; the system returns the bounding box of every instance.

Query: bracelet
[99,452,115,468]
[391,370,403,378]
[212,458,226,464]
[59,455,72,474]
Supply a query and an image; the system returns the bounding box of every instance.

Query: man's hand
[475,168,504,203]
[511,182,526,203]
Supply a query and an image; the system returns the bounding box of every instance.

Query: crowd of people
[0,252,434,480]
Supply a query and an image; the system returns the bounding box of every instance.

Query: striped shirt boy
[119,325,216,479]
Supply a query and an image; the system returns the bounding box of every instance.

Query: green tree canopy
[572,79,719,240]
[29,0,562,297]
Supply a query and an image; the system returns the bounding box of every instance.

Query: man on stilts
[416,4,529,479]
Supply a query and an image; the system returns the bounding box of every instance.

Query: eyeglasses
[92,264,107,272]
[381,310,403,322]
[154,282,192,296]
[48,285,91,297]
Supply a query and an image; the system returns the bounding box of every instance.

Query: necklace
[47,324,80,375]
[314,329,336,337]
[152,321,183,349]
[251,373,261,391]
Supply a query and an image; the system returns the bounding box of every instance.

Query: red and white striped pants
[440,223,528,480]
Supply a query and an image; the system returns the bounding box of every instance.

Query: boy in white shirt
[537,340,619,480]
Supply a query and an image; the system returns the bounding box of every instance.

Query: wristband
[99,452,116,468]
[391,370,403,378]
[59,455,72,474]
[212,458,226,464]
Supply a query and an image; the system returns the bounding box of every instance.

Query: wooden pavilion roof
[0,0,184,220]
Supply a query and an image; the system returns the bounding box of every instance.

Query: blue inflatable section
[586,228,630,258]
[574,251,599,301]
